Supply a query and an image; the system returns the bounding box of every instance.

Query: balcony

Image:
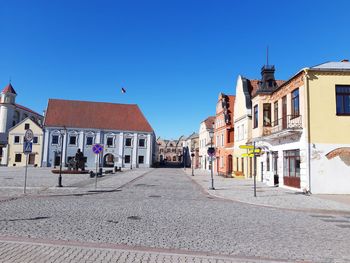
[263,115,302,138]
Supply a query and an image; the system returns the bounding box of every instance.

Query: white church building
[42,99,156,169]
[0,83,44,165]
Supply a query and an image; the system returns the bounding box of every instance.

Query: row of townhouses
[0,84,155,169]
[198,60,350,194]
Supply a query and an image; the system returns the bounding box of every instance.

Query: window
[221,134,224,146]
[86,136,93,146]
[253,105,258,128]
[125,155,131,163]
[172,156,176,162]
[14,136,20,143]
[291,89,300,117]
[336,85,350,115]
[33,137,38,144]
[268,79,274,88]
[167,148,171,153]
[69,135,77,145]
[241,158,244,172]
[15,154,22,162]
[52,135,59,145]
[274,101,279,124]
[24,123,30,130]
[263,104,271,126]
[139,156,144,164]
[139,138,145,147]
[266,152,270,171]
[283,150,300,177]
[107,137,114,147]
[125,138,132,147]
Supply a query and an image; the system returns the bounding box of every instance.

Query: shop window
[283,150,300,177]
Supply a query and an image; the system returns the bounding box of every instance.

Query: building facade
[198,116,215,170]
[156,136,184,163]
[183,132,199,169]
[7,118,43,167]
[252,61,350,194]
[214,93,235,177]
[42,99,155,169]
[0,83,44,165]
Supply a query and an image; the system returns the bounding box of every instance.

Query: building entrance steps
[185,169,350,214]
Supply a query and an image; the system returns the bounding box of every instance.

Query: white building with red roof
[42,99,155,169]
[0,83,44,165]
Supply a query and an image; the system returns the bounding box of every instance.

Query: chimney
[341,59,349,62]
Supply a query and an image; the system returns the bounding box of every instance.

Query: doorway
[28,154,35,165]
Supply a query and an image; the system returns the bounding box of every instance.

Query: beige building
[198,116,215,170]
[251,60,350,194]
[156,137,185,163]
[7,118,43,167]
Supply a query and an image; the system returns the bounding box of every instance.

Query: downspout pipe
[303,68,312,194]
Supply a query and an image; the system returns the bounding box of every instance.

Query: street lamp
[58,126,66,187]
[208,128,215,190]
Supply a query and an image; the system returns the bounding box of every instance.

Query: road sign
[241,153,254,158]
[23,141,32,153]
[24,129,34,142]
[239,145,254,150]
[248,149,261,154]
[207,147,215,157]
[92,144,103,154]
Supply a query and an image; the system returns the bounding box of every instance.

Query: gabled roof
[203,116,215,129]
[1,83,17,95]
[15,103,42,117]
[8,117,43,132]
[44,99,154,133]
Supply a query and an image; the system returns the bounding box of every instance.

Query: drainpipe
[303,69,312,193]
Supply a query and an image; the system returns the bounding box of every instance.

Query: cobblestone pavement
[0,238,292,263]
[0,168,349,262]
[187,169,350,213]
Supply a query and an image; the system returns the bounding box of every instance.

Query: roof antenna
[266,46,269,66]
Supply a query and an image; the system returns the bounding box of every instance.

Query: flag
[121,87,126,93]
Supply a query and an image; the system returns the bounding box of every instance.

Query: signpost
[239,143,258,197]
[92,143,103,189]
[23,129,33,194]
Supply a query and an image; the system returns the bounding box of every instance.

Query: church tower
[0,83,17,133]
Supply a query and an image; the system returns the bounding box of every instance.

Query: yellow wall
[8,118,43,167]
[307,71,350,144]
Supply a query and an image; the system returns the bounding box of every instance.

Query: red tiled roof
[15,104,42,117]
[203,116,215,129]
[2,83,17,94]
[44,99,154,132]
[248,80,260,97]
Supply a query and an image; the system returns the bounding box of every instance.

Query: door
[54,155,60,166]
[28,154,35,165]
[272,151,279,185]
[282,96,287,129]
[228,155,233,175]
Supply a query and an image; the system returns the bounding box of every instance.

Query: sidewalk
[185,168,350,214]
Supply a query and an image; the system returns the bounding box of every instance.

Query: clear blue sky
[1,0,350,139]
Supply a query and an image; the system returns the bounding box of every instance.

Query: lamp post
[208,129,215,190]
[58,126,66,187]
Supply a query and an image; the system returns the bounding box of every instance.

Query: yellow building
[7,118,43,167]
[251,60,350,194]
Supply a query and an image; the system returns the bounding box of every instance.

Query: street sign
[241,153,254,158]
[248,149,261,154]
[24,129,34,142]
[23,141,32,153]
[92,144,103,154]
[239,145,254,150]
[207,147,215,157]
